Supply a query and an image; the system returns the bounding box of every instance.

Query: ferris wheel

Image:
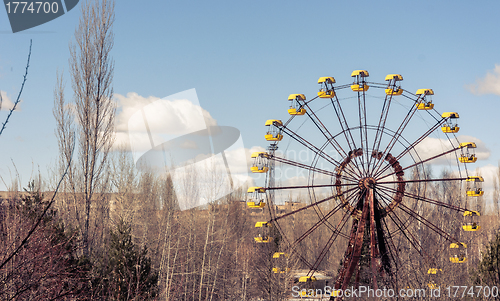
[247,70,483,298]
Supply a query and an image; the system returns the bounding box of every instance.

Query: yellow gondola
[427,268,442,289]
[351,70,369,92]
[441,112,459,133]
[272,268,289,273]
[254,221,271,243]
[467,190,484,197]
[459,142,477,163]
[317,77,336,98]
[265,119,283,141]
[385,74,403,96]
[449,242,467,263]
[255,221,268,227]
[272,252,291,273]
[250,152,269,173]
[287,94,306,115]
[247,187,266,208]
[273,252,287,258]
[415,89,434,110]
[460,142,477,148]
[462,210,481,231]
[301,290,317,297]
[254,237,270,243]
[417,103,434,110]
[299,276,317,282]
[466,176,484,197]
[427,268,442,274]
[459,156,477,163]
[385,74,403,81]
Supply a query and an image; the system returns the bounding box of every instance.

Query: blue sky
[1,1,500,206]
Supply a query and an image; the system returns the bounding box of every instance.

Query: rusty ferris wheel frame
[254,71,481,298]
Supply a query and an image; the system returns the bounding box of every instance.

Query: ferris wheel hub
[358,177,376,189]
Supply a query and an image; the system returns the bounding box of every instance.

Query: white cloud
[111,89,271,210]
[466,64,500,95]
[0,90,21,111]
[114,92,158,133]
[474,164,496,191]
[113,90,217,152]
[413,137,456,165]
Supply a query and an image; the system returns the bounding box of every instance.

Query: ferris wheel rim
[254,73,481,287]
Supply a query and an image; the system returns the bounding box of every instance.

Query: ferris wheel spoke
[364,82,386,89]
[310,188,361,240]
[309,209,353,275]
[395,201,459,243]
[329,96,357,150]
[285,202,352,273]
[373,188,392,208]
[400,89,421,100]
[280,191,359,265]
[334,84,354,90]
[375,189,438,262]
[302,102,349,158]
[370,97,424,177]
[376,146,461,181]
[266,183,358,191]
[269,216,315,270]
[373,117,447,178]
[270,155,358,183]
[282,114,297,128]
[343,159,363,182]
[377,177,467,185]
[383,204,432,262]
[374,189,413,234]
[345,188,360,208]
[328,95,365,175]
[268,186,358,223]
[305,97,361,173]
[291,201,348,249]
[356,91,369,176]
[377,185,469,213]
[367,90,395,175]
[380,214,401,274]
[279,125,362,179]
[287,250,315,271]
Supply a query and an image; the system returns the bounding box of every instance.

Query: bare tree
[55,0,116,255]
[494,161,500,217]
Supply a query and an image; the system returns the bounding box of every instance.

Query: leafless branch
[0,39,32,136]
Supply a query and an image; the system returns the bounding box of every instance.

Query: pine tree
[94,219,158,300]
[0,182,87,300]
[473,231,500,291]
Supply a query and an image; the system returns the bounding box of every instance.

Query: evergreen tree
[0,182,87,300]
[473,231,500,292]
[94,219,158,300]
